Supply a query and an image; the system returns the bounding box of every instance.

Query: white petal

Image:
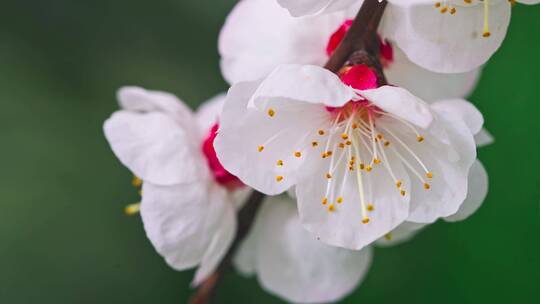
[219,0,350,84]
[405,106,477,223]
[140,182,232,271]
[250,64,354,109]
[296,149,411,250]
[255,196,373,303]
[277,0,334,16]
[103,111,207,185]
[518,0,540,4]
[117,86,198,137]
[381,2,511,73]
[215,81,330,195]
[475,128,494,147]
[193,195,237,285]
[195,93,225,133]
[375,221,426,247]
[445,160,488,222]
[385,45,481,102]
[360,85,433,128]
[430,99,484,135]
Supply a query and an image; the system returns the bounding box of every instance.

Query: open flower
[219,0,480,101]
[234,195,372,303]
[104,87,246,285]
[215,64,484,250]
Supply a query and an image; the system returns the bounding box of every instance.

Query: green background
[1,1,538,303]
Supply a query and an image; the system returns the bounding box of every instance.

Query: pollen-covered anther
[132,176,142,188]
[276,175,284,182]
[312,141,318,147]
[267,108,275,117]
[328,204,335,212]
[366,166,373,172]
[435,2,441,7]
[125,203,141,216]
[377,134,383,140]
[322,197,328,205]
[426,172,434,179]
[483,31,491,38]
[417,135,425,142]
[424,183,431,190]
[373,158,381,165]
[337,197,343,204]
[464,0,472,3]
[384,233,393,241]
[440,6,448,14]
[396,180,402,188]
[325,173,332,179]
[352,123,358,129]
[258,145,264,152]
[341,133,349,140]
[384,141,391,147]
[400,190,406,197]
[339,143,345,149]
[367,204,374,211]
[318,129,325,136]
[294,151,302,158]
[276,159,283,167]
[450,7,456,14]
[345,140,352,146]
[349,166,354,171]
[359,163,365,170]
[362,217,370,224]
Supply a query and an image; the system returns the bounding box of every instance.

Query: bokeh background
[1,1,539,303]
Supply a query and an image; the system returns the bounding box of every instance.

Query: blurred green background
[0,1,538,303]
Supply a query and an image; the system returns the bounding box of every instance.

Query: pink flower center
[326,19,394,67]
[202,123,243,190]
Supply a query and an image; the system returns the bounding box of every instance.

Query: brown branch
[191,1,388,302]
[190,191,265,304]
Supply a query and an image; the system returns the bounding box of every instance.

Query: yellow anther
[396,180,402,188]
[508,0,516,5]
[312,141,319,147]
[352,123,358,129]
[125,203,140,216]
[483,31,491,38]
[258,145,264,152]
[464,0,472,3]
[328,204,335,212]
[322,197,328,205]
[359,163,365,170]
[267,108,275,117]
[132,176,142,188]
[341,133,349,140]
[450,7,456,14]
[325,173,332,179]
[440,6,448,13]
[377,134,383,140]
[400,190,406,197]
[349,166,354,171]
[362,217,370,224]
[384,233,393,241]
[384,141,391,147]
[318,129,325,136]
[417,135,425,142]
[326,151,333,157]
[374,158,381,165]
[424,183,431,190]
[337,197,343,204]
[276,159,283,167]
[294,151,302,158]
[339,143,345,149]
[321,152,327,158]
[351,156,356,161]
[435,2,441,7]
[426,172,433,179]
[366,166,372,172]
[367,204,374,211]
[276,175,284,182]
[345,140,352,146]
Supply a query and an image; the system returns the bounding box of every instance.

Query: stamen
[337,197,343,204]
[367,204,374,211]
[125,203,140,216]
[312,141,319,147]
[328,204,336,212]
[276,175,284,182]
[294,151,302,158]
[132,176,142,188]
[362,216,370,224]
[322,197,328,205]
[318,129,325,136]
[258,145,264,152]
[267,108,275,117]
[483,0,491,38]
[276,159,283,167]
[383,127,431,175]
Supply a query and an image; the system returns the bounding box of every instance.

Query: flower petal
[140,181,231,271]
[219,0,350,84]
[215,81,330,195]
[360,85,433,128]
[518,0,540,4]
[445,160,488,222]
[381,2,511,73]
[430,99,484,135]
[296,148,411,250]
[385,45,481,102]
[195,93,225,133]
[255,196,373,303]
[103,111,207,185]
[277,0,333,16]
[250,64,354,109]
[375,221,426,247]
[475,128,494,147]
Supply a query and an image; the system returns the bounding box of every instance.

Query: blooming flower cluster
[101,0,537,302]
